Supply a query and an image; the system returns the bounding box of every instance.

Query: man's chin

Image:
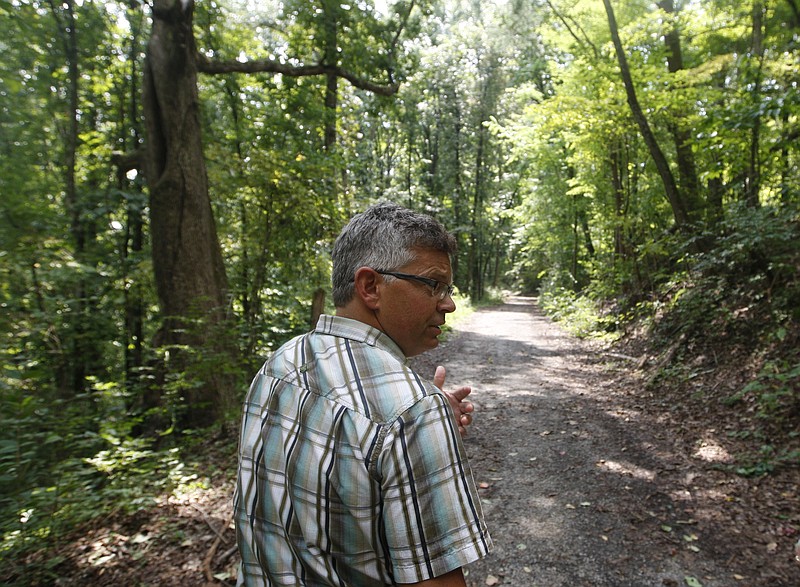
[406,338,439,358]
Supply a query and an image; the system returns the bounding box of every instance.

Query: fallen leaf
[485,575,500,586]
[131,533,151,544]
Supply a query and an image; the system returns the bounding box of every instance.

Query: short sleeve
[378,393,492,583]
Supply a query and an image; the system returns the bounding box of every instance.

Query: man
[234,202,492,586]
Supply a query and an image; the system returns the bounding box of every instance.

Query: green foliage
[539,283,620,340]
[731,443,800,478]
[0,419,202,581]
[0,388,103,569]
[727,359,800,426]
[655,204,800,346]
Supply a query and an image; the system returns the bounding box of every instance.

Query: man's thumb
[433,365,446,389]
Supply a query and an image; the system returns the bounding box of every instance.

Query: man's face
[375,248,456,357]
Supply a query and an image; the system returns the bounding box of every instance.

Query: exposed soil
[31,296,800,586]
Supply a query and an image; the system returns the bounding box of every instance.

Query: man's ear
[353,267,381,310]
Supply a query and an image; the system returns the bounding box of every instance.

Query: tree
[141,0,409,428]
[602,0,692,228]
[745,0,765,207]
[657,0,701,217]
[142,0,234,428]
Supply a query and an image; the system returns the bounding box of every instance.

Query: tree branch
[386,0,416,83]
[196,54,400,96]
[543,0,599,59]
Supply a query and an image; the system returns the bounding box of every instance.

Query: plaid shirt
[235,314,491,586]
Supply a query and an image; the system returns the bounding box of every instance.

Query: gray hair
[331,202,457,307]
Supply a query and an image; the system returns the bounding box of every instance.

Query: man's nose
[439,294,456,313]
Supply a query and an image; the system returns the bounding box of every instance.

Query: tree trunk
[785,0,800,28]
[603,0,691,228]
[138,0,405,429]
[451,101,464,285]
[658,0,701,217]
[49,0,102,399]
[746,1,765,208]
[121,1,146,392]
[566,161,595,261]
[142,0,235,429]
[470,120,486,301]
[609,142,626,260]
[779,110,793,204]
[58,0,83,396]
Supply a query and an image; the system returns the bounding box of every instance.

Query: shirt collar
[314,314,408,362]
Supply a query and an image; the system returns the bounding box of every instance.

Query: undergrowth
[538,286,621,341]
[538,204,800,476]
[0,422,215,584]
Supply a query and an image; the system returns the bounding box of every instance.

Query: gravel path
[412,296,799,587]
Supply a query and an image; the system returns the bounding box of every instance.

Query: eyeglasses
[375,270,455,301]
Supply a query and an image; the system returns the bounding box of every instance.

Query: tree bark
[602,0,691,228]
[121,0,146,394]
[197,56,399,96]
[310,288,326,328]
[658,0,701,218]
[609,141,626,259]
[143,0,234,429]
[746,1,765,207]
[50,0,82,396]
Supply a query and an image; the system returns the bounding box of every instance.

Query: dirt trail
[412,296,800,587]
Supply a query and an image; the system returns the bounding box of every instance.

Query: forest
[1,0,798,582]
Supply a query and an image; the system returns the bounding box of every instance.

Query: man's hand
[434,365,474,437]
